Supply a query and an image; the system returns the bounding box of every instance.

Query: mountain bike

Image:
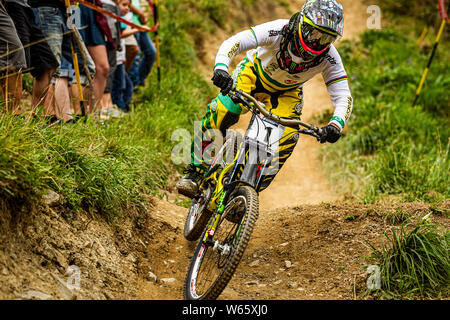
[183,86,324,300]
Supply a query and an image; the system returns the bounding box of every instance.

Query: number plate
[245,114,285,153]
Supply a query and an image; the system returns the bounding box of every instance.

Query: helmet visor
[290,38,315,61]
[300,17,337,53]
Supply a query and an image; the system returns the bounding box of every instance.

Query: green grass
[0,110,169,222]
[369,0,440,27]
[363,213,449,299]
[382,208,411,225]
[321,27,449,203]
[0,0,221,223]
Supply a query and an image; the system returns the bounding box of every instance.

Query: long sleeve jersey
[214,19,353,131]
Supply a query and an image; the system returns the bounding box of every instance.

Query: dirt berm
[1,195,448,300]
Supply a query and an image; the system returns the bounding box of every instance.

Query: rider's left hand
[320,124,341,143]
[212,69,234,95]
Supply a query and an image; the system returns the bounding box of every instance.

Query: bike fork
[202,190,230,245]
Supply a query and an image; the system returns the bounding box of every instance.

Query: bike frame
[197,87,323,248]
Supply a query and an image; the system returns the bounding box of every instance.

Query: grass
[382,208,411,225]
[320,27,450,203]
[0,0,222,223]
[362,213,449,299]
[0,111,166,222]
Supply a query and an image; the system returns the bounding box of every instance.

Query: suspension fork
[202,190,232,246]
[201,142,245,246]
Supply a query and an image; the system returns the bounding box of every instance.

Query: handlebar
[228,86,323,139]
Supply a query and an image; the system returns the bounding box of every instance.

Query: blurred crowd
[0,0,156,123]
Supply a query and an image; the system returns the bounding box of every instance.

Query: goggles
[291,16,338,59]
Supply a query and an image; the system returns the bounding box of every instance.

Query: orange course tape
[438,0,449,21]
[74,0,158,32]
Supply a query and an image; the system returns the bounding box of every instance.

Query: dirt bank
[0,196,168,300]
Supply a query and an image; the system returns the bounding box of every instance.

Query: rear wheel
[184,186,259,300]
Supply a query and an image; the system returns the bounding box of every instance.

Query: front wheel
[183,186,259,300]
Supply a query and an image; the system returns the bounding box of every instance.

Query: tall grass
[321,28,449,203]
[363,214,449,299]
[0,0,224,222]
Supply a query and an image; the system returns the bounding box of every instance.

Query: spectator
[0,0,26,114]
[29,0,94,123]
[128,0,156,87]
[111,0,135,114]
[99,0,123,118]
[67,29,97,119]
[122,7,140,73]
[78,0,114,114]
[4,0,59,114]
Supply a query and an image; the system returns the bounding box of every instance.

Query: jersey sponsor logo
[285,79,300,84]
[228,42,240,58]
[344,96,353,122]
[325,54,337,65]
[268,30,283,37]
[263,61,280,76]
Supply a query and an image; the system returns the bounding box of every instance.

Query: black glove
[320,124,341,144]
[212,69,234,95]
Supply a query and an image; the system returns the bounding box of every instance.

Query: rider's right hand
[212,69,234,95]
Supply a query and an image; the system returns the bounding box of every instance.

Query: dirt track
[137,199,448,300]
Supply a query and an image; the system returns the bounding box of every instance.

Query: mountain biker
[177,0,353,198]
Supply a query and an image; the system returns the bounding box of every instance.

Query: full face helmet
[278,0,344,72]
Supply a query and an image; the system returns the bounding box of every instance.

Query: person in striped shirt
[177,0,353,198]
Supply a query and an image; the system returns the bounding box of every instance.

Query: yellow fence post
[65,0,85,115]
[413,0,448,106]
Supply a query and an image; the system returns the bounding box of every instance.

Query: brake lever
[299,129,321,141]
[228,89,252,111]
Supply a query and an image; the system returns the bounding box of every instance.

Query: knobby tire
[183,186,259,300]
